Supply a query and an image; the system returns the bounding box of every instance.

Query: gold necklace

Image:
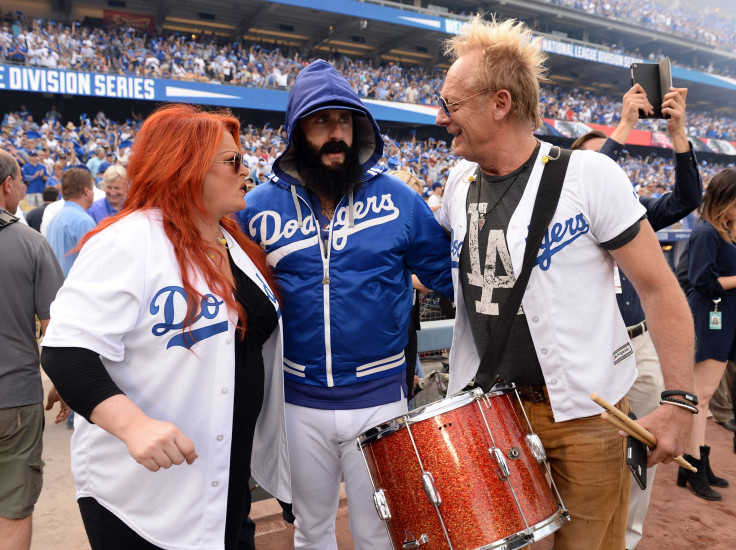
[216,236,230,249]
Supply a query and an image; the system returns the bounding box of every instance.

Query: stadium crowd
[541,0,736,52]
[2,13,736,141]
[2,108,731,218]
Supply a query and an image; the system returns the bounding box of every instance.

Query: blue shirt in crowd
[21,162,48,194]
[47,201,96,276]
[86,197,120,224]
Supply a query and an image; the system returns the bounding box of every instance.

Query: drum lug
[402,532,430,548]
[422,472,442,506]
[490,447,510,479]
[373,488,392,521]
[526,434,547,463]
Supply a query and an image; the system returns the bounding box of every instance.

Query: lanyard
[710,298,722,330]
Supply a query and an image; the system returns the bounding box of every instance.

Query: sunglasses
[436,89,494,118]
[213,152,244,173]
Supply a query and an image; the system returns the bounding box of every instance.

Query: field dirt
[32,372,736,549]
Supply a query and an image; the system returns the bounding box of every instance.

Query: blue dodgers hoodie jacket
[238,59,452,409]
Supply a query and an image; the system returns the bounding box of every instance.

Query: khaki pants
[0,403,45,519]
[522,396,630,550]
[625,330,664,549]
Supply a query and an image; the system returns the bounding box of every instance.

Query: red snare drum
[358,385,568,550]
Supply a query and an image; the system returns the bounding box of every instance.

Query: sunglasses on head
[436,89,494,118]
[213,152,244,173]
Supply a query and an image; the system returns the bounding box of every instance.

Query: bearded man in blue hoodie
[238,60,452,549]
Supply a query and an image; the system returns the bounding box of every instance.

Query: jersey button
[540,348,548,355]
[226,337,232,344]
[221,387,228,394]
[216,435,224,441]
[532,316,539,323]
[211,481,219,487]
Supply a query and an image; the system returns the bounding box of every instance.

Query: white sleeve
[575,150,646,245]
[43,227,146,361]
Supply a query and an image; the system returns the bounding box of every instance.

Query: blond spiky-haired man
[436,15,694,550]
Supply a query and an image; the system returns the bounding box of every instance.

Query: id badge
[710,311,722,330]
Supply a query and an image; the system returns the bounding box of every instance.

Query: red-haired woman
[677,168,736,501]
[42,104,290,549]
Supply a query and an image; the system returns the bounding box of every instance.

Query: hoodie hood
[273,59,384,186]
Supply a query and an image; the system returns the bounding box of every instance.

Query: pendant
[478,217,486,231]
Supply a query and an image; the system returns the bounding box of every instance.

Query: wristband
[660,396,699,414]
[661,390,698,406]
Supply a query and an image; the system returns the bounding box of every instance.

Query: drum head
[357,416,406,447]
[408,386,485,423]
[358,388,483,447]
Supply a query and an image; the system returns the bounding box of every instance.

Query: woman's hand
[122,416,198,472]
[89,394,198,472]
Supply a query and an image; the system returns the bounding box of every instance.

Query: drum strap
[474,147,572,392]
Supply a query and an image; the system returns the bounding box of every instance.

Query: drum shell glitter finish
[358,386,568,550]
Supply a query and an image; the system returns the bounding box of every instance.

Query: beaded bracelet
[660,396,699,414]
[661,390,698,406]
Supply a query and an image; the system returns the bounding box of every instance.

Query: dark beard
[293,128,363,203]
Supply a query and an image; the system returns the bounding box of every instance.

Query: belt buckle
[627,320,646,340]
[531,386,547,404]
[519,385,547,404]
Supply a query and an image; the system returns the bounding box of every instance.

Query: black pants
[78,497,163,550]
[80,497,257,549]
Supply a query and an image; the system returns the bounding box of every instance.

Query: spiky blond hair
[443,14,547,129]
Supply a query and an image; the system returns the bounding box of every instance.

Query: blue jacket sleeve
[404,193,453,299]
[642,146,702,231]
[601,137,702,232]
[688,224,726,299]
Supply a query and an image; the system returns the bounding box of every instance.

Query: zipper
[291,188,344,386]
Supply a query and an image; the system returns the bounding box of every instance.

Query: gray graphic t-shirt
[459,150,545,386]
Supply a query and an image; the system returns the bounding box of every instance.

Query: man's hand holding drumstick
[592,393,695,471]
[608,228,695,468]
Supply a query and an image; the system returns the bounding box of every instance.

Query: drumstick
[600,412,696,472]
[591,393,696,473]
[591,393,654,443]
[601,412,654,446]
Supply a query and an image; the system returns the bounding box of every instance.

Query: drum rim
[357,384,517,447]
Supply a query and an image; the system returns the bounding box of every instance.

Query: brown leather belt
[516,384,549,404]
[627,320,647,340]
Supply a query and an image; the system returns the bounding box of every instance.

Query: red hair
[78,104,276,339]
